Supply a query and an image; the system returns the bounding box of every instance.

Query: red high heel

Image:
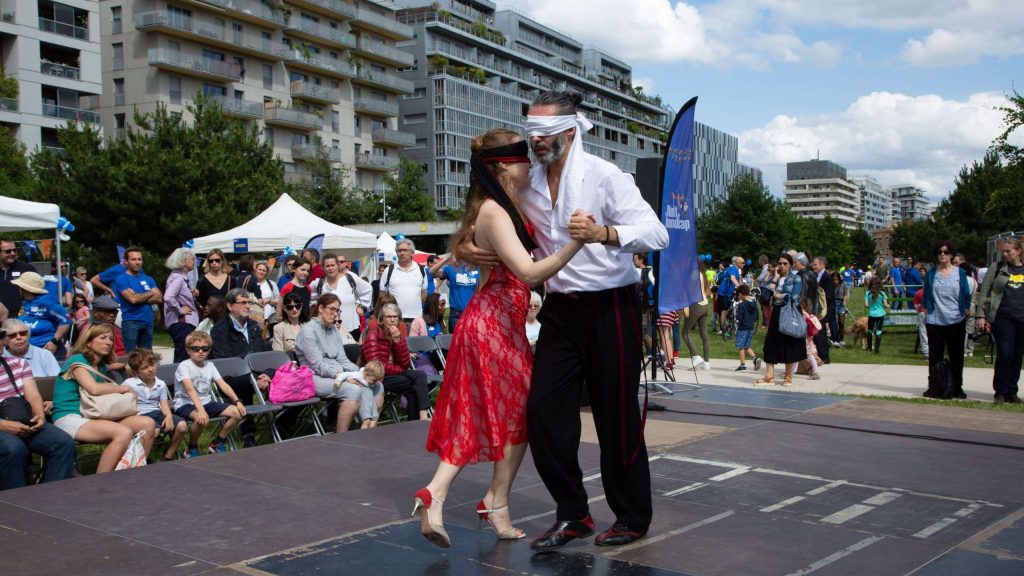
[412,488,450,548]
[476,500,489,527]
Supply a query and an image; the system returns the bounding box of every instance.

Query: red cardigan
[361,320,411,376]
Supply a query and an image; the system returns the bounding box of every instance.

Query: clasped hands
[568,209,606,244]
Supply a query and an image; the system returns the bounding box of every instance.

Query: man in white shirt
[2,319,62,377]
[383,239,428,326]
[518,92,669,551]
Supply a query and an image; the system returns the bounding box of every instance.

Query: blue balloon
[183,239,194,249]
[746,259,752,266]
[57,216,75,233]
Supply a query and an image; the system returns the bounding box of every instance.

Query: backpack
[925,360,953,399]
[714,269,727,287]
[317,271,358,299]
[383,263,426,290]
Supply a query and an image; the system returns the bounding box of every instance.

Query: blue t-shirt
[99,264,127,305]
[277,274,293,291]
[842,269,853,284]
[19,293,71,347]
[890,267,903,290]
[113,271,157,323]
[904,267,923,297]
[718,265,740,298]
[44,274,74,302]
[441,264,479,311]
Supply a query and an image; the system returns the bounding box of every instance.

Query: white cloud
[903,27,1024,67]
[737,91,1013,201]
[632,77,657,93]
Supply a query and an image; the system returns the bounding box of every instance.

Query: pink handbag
[269,362,315,403]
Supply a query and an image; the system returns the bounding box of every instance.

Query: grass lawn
[683,287,995,369]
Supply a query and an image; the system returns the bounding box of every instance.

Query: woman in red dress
[413,128,584,548]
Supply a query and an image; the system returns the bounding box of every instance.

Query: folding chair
[210,357,283,447]
[246,351,324,441]
[434,333,453,370]
[406,336,445,388]
[162,361,232,451]
[347,343,403,425]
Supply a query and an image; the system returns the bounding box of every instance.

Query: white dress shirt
[520,151,669,294]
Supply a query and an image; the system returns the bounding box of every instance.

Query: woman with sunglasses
[71,294,90,336]
[73,266,94,304]
[754,253,806,386]
[196,249,232,319]
[272,293,308,355]
[922,241,973,399]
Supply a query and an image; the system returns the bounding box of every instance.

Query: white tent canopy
[0,195,60,233]
[190,193,377,260]
[376,232,397,263]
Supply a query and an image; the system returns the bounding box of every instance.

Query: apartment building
[394,0,673,211]
[783,159,860,230]
[849,174,890,232]
[97,0,415,189]
[0,0,103,151]
[888,184,932,223]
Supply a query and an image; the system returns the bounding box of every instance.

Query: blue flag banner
[303,233,325,254]
[657,96,702,316]
[233,238,249,253]
[116,244,126,263]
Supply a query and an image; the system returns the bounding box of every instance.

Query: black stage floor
[2,385,1023,576]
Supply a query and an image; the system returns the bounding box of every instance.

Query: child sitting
[335,360,385,429]
[173,331,247,456]
[123,349,189,461]
[734,285,761,372]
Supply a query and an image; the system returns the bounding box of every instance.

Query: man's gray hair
[794,252,809,266]
[2,318,29,337]
[814,255,828,267]
[396,238,416,253]
[225,288,251,304]
[165,247,195,271]
[732,256,744,266]
[378,302,402,321]
[531,91,582,115]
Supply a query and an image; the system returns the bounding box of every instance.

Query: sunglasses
[1,248,16,254]
[938,249,951,255]
[189,346,211,352]
[208,258,223,263]
[5,330,29,339]
[285,303,301,310]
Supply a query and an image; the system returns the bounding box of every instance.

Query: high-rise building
[692,121,736,214]
[394,0,673,211]
[97,0,415,189]
[783,159,860,230]
[849,175,890,232]
[0,0,103,151]
[888,185,932,223]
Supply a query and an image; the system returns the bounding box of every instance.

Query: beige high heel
[412,488,450,548]
[479,504,526,540]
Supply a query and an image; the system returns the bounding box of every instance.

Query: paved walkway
[660,359,1000,402]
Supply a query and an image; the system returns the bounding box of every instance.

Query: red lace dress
[425,263,532,466]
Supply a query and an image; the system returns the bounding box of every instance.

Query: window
[114,113,125,128]
[111,6,122,34]
[113,78,124,105]
[264,127,274,146]
[353,115,360,128]
[202,84,226,97]
[262,64,273,89]
[202,49,225,62]
[331,110,339,133]
[403,113,425,125]
[112,43,123,70]
[169,76,182,104]
[167,5,190,29]
[233,56,245,80]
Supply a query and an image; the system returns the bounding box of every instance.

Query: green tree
[31,94,284,259]
[802,216,853,267]
[697,173,804,260]
[891,219,950,262]
[0,126,31,198]
[292,155,376,225]
[849,227,876,267]
[380,158,435,223]
[930,152,1006,263]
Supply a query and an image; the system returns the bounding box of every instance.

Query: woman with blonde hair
[413,128,584,548]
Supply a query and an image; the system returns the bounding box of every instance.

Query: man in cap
[82,295,126,357]
[12,272,70,363]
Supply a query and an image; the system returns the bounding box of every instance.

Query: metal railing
[355,38,414,66]
[0,97,17,112]
[205,0,286,26]
[264,106,323,129]
[371,128,415,147]
[353,97,398,116]
[352,7,413,38]
[41,102,100,123]
[355,154,399,170]
[38,17,88,40]
[284,49,356,77]
[207,94,263,117]
[41,61,81,80]
[294,0,356,19]
[148,48,242,80]
[290,80,340,102]
[353,67,413,93]
[291,145,341,161]
[286,19,356,49]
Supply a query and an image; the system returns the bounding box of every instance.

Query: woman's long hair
[283,292,309,324]
[450,128,536,262]
[74,323,117,367]
[422,293,445,329]
[869,277,883,301]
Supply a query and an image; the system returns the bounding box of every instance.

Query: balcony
[286,0,355,20]
[371,128,415,148]
[291,145,341,162]
[0,97,17,112]
[355,153,398,171]
[284,49,356,80]
[353,97,398,117]
[437,171,469,187]
[38,17,88,40]
[135,11,288,61]
[352,38,413,67]
[206,94,263,119]
[40,61,81,81]
[263,106,323,131]
[203,0,286,28]
[352,67,413,94]
[42,102,100,124]
[285,19,356,50]
[148,48,242,82]
[290,80,340,104]
[350,7,413,40]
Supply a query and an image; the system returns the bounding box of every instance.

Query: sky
[499,0,1024,201]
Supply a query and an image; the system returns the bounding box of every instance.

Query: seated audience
[210,288,270,445]
[525,292,543,349]
[196,295,227,334]
[79,295,126,357]
[272,292,308,355]
[410,293,446,337]
[51,324,156,474]
[13,272,71,363]
[173,331,246,456]
[278,257,313,319]
[362,303,430,421]
[123,349,188,462]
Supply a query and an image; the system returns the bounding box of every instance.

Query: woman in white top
[254,260,279,321]
[525,291,542,348]
[314,253,372,341]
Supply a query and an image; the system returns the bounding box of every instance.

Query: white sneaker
[691,355,704,368]
[701,361,711,371]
